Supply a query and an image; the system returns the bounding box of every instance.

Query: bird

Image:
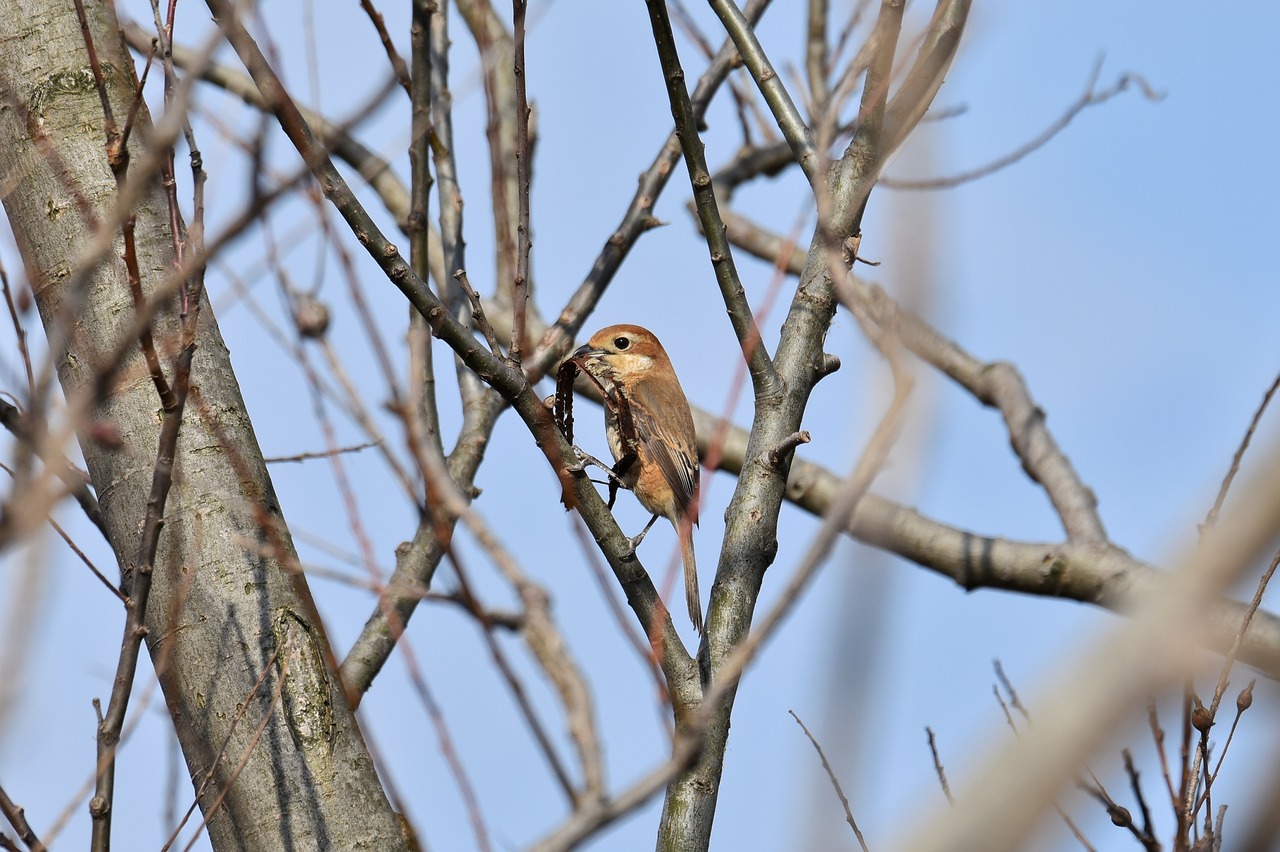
[572,324,703,633]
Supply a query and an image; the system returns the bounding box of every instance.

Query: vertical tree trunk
[0,2,410,849]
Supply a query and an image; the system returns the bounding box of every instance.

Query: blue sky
[3,1,1280,850]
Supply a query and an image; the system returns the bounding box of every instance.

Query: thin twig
[0,262,34,397]
[1199,679,1255,816]
[430,0,467,314]
[568,514,673,720]
[882,60,1162,190]
[0,784,45,852]
[991,661,1099,850]
[46,515,125,603]
[992,684,1017,732]
[318,203,410,438]
[263,440,381,463]
[38,680,157,848]
[458,0,520,305]
[1078,781,1150,851]
[791,710,870,850]
[834,0,903,239]
[1176,685,1194,844]
[925,726,953,805]
[668,0,765,145]
[454,269,504,356]
[448,550,579,804]
[161,645,282,850]
[1208,548,1280,720]
[993,659,1029,720]
[359,0,412,93]
[1203,367,1280,531]
[400,640,493,852]
[177,652,291,852]
[0,400,107,539]
[1148,700,1179,819]
[1122,749,1158,852]
[806,0,831,109]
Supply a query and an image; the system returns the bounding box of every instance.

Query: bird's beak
[573,343,603,361]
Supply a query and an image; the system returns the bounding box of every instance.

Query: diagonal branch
[641,0,780,398]
[707,0,819,183]
[0,783,45,852]
[852,280,1106,542]
[882,59,1162,190]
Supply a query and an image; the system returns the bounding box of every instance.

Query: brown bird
[573,324,703,633]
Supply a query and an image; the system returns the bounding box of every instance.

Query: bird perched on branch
[572,324,702,633]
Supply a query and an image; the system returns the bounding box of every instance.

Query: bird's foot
[567,448,613,475]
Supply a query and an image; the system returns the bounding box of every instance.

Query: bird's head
[572,324,670,383]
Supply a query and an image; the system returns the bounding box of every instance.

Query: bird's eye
[614,336,630,350]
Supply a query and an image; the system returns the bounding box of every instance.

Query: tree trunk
[0,1,410,848]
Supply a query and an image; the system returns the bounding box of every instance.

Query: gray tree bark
[0,1,410,849]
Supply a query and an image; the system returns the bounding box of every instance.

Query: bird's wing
[631,380,699,524]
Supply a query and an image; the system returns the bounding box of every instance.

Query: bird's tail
[677,517,702,634]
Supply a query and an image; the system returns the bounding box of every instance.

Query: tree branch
[642,0,781,399]
[707,0,819,183]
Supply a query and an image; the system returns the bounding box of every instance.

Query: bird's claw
[568,448,616,477]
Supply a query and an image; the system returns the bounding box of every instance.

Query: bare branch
[925,727,953,806]
[73,0,175,410]
[456,0,521,311]
[1203,367,1280,531]
[852,281,1107,542]
[358,0,412,94]
[806,0,831,109]
[641,0,780,398]
[883,60,1163,190]
[0,784,45,852]
[264,440,381,464]
[707,0,819,183]
[1123,749,1159,852]
[791,710,870,851]
[510,0,531,366]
